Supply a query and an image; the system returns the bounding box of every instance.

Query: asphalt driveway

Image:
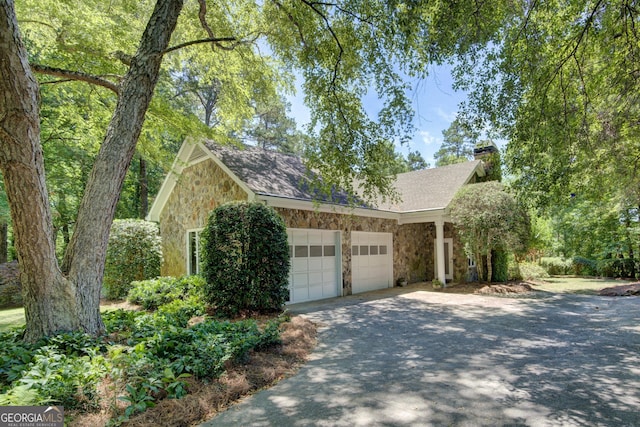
[203,287,640,426]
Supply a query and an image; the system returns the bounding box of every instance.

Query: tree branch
[30,64,120,94]
[164,37,237,53]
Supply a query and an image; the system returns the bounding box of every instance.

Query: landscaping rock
[599,283,640,296]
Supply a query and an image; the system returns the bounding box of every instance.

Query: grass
[0,306,24,332]
[0,300,141,332]
[529,276,631,294]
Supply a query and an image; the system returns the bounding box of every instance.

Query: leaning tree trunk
[1,0,184,341]
[0,0,80,341]
[61,0,184,336]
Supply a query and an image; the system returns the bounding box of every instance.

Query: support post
[435,219,446,286]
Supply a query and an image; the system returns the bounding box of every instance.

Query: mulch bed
[598,283,640,296]
[431,282,536,295]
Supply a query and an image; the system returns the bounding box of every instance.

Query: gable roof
[203,141,352,205]
[148,139,486,221]
[391,160,484,212]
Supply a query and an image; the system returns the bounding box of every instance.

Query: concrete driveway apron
[203,288,640,426]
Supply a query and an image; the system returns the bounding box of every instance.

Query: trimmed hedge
[104,220,162,300]
[201,202,290,315]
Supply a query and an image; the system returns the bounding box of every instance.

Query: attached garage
[287,229,341,303]
[351,232,393,294]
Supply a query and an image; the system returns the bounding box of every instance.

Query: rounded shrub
[201,201,290,315]
[104,219,162,300]
[127,275,205,310]
[518,262,549,281]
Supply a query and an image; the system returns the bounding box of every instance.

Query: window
[295,246,308,257]
[310,245,323,257]
[324,245,336,256]
[360,245,369,256]
[370,245,378,255]
[187,230,202,275]
[379,245,387,255]
[352,245,359,256]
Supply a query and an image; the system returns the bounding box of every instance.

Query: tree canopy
[449,181,530,282]
[434,117,478,167]
[452,0,640,210]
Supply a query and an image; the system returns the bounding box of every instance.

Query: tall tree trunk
[61,0,184,336]
[1,0,183,340]
[139,156,148,219]
[0,0,80,341]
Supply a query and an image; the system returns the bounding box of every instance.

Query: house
[147,139,490,304]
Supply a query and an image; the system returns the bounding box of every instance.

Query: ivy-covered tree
[449,181,530,282]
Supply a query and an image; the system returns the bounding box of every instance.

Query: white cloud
[435,107,457,123]
[418,130,443,146]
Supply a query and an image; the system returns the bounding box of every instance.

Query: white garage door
[351,232,393,294]
[288,229,341,303]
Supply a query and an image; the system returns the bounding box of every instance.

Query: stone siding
[157,159,469,286]
[274,208,463,294]
[159,159,248,276]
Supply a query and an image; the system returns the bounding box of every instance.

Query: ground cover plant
[0,275,316,426]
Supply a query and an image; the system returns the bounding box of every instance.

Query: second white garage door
[351,232,393,294]
[288,229,341,303]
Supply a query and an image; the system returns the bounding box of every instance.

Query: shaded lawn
[0,301,138,332]
[0,306,24,332]
[530,276,633,294]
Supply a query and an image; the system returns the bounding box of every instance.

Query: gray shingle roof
[204,141,482,212]
[391,160,483,211]
[204,141,353,205]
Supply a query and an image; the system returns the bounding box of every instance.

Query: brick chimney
[473,141,499,160]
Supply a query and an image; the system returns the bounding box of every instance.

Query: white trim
[434,237,454,281]
[398,209,448,225]
[186,228,204,275]
[147,139,255,222]
[259,195,400,221]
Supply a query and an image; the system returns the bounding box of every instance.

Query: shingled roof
[204,142,483,213]
[391,160,484,212]
[204,141,354,205]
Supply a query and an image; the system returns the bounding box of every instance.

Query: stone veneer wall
[157,159,469,285]
[159,159,248,276]
[274,208,464,294]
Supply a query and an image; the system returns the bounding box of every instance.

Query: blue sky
[287,63,468,167]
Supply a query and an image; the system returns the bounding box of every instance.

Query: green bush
[507,257,523,281]
[539,257,572,275]
[491,249,509,282]
[104,220,162,300]
[127,275,205,311]
[518,262,549,280]
[201,202,290,316]
[597,257,636,278]
[0,330,105,409]
[572,256,598,276]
